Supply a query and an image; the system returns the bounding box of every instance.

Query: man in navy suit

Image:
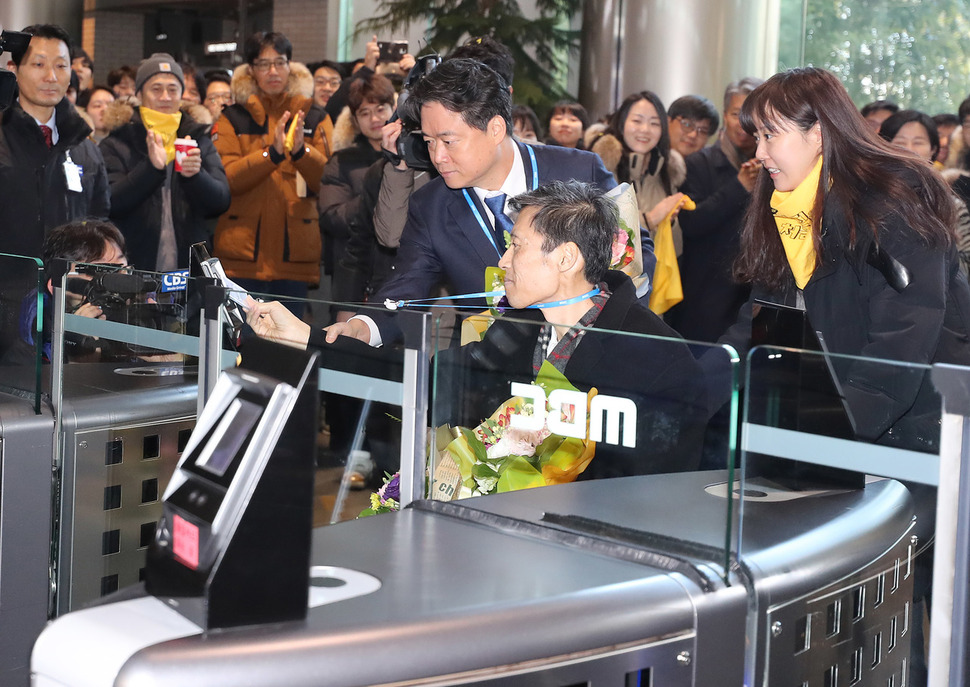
[321,58,642,346]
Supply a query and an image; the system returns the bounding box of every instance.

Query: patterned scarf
[532,284,611,375]
[770,156,823,289]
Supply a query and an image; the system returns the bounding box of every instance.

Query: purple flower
[378,472,400,503]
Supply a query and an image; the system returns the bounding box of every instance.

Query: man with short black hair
[667,95,719,158]
[324,58,624,346]
[666,76,763,343]
[0,24,110,258]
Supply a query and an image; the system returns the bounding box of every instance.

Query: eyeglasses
[206,93,232,104]
[252,58,289,72]
[315,77,342,89]
[356,104,393,121]
[676,117,712,137]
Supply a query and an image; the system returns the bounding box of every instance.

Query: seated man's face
[421,101,506,189]
[498,207,563,309]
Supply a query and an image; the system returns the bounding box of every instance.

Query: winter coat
[212,62,333,283]
[722,194,970,447]
[665,143,752,342]
[587,127,687,250]
[0,98,110,258]
[99,100,230,271]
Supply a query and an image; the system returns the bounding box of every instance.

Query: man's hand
[738,159,761,192]
[324,318,371,344]
[399,53,415,73]
[272,111,292,156]
[74,302,105,320]
[178,147,202,177]
[246,300,311,349]
[146,130,168,170]
[364,35,380,71]
[381,120,408,170]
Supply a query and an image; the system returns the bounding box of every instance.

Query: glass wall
[779,0,970,112]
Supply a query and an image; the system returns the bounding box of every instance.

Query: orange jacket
[213,62,333,283]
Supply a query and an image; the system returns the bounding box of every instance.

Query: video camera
[384,52,441,171]
[67,265,184,359]
[0,29,31,110]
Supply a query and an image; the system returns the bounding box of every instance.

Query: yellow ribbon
[770,156,822,289]
[648,195,695,315]
[139,107,182,164]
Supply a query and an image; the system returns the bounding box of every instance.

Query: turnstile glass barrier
[50,269,434,613]
[225,286,433,523]
[740,345,939,687]
[0,252,47,413]
[429,310,741,581]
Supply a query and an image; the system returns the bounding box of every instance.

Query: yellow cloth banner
[770,156,823,289]
[648,195,695,315]
[139,107,182,164]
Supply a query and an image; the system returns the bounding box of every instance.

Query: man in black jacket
[0,24,110,259]
[100,53,230,271]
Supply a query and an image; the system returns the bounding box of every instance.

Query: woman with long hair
[727,67,970,446]
[588,91,686,246]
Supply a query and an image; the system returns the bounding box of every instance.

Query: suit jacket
[372,141,620,342]
[437,271,708,479]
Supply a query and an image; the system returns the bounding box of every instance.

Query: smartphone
[378,40,408,63]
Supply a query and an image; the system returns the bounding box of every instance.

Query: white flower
[485,425,550,460]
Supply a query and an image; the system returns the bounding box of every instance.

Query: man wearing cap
[0,24,110,259]
[100,53,230,271]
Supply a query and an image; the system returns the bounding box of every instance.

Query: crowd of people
[4,23,970,462]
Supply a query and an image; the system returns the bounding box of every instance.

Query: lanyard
[385,286,600,311]
[461,145,540,258]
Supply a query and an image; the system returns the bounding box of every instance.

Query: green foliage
[799,0,970,114]
[356,0,583,113]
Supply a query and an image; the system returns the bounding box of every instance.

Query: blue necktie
[483,193,513,252]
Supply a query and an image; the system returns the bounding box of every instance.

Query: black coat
[100,108,230,271]
[437,271,708,480]
[666,144,751,342]
[722,200,970,445]
[317,134,381,285]
[0,99,110,258]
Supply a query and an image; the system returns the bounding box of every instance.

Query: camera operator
[6,220,127,365]
[0,25,110,259]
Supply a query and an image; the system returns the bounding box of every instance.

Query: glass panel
[0,252,45,413]
[227,287,432,525]
[429,310,740,579]
[741,345,937,685]
[50,263,204,614]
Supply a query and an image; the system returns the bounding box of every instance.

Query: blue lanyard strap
[385,286,600,311]
[461,145,541,259]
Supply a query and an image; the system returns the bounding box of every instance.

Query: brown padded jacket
[212,61,333,283]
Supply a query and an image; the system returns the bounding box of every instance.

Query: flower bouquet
[358,471,401,517]
[431,361,596,499]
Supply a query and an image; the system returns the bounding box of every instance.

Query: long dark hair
[735,67,954,290]
[607,91,673,195]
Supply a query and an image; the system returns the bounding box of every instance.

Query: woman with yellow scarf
[720,67,970,451]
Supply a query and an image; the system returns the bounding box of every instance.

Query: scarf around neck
[140,107,182,164]
[770,155,823,289]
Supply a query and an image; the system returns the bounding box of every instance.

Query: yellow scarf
[770,156,822,289]
[140,107,182,164]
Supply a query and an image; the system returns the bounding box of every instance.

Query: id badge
[63,152,82,193]
[295,170,307,198]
